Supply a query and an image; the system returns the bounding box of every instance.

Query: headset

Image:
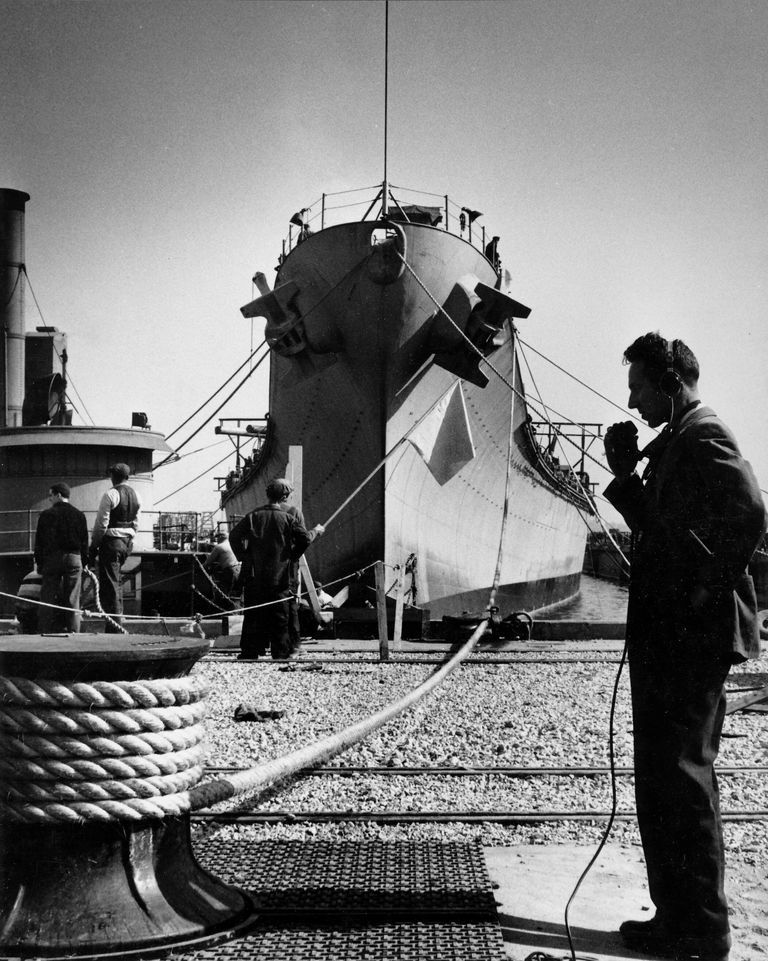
[658,337,683,397]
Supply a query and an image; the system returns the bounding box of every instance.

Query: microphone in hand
[604,421,641,479]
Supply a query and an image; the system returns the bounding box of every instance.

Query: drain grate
[181,920,507,961]
[196,838,497,917]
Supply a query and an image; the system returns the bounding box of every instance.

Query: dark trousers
[98,536,131,630]
[241,582,299,659]
[39,552,83,633]
[629,638,731,941]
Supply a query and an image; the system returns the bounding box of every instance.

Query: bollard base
[0,816,256,959]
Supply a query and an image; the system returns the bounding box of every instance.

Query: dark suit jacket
[605,405,766,662]
[34,501,89,568]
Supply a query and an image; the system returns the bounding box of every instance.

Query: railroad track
[191,810,768,824]
[193,764,768,824]
[204,764,768,777]
[204,652,627,665]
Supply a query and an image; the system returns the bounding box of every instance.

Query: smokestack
[0,188,30,428]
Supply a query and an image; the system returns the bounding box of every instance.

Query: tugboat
[0,188,219,625]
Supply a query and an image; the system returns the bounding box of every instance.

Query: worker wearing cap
[34,481,89,633]
[229,477,324,659]
[89,463,141,631]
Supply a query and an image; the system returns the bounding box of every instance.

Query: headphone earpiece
[659,337,683,397]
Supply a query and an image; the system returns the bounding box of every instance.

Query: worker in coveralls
[604,332,765,961]
[229,477,324,659]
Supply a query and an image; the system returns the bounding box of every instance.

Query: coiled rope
[0,675,208,824]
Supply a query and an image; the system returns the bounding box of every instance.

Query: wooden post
[374,560,389,661]
[393,563,405,650]
[287,445,303,510]
[299,555,322,622]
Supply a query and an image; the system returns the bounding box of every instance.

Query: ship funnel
[0,189,30,427]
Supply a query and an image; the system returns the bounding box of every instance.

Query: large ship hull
[223,213,590,618]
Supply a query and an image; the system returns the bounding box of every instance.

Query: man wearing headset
[604,332,765,961]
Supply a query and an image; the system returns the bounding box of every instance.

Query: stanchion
[0,634,255,959]
[375,560,389,661]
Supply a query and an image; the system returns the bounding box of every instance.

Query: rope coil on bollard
[0,674,208,825]
[0,623,488,829]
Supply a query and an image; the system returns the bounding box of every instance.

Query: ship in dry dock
[220,184,596,619]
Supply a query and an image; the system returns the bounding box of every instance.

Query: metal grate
[179,921,507,961]
[196,838,497,917]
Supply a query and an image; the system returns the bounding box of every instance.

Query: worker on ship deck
[89,463,141,633]
[229,477,324,659]
[204,532,241,597]
[34,482,89,633]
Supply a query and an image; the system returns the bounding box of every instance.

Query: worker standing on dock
[604,332,766,961]
[34,482,88,633]
[89,463,141,632]
[229,477,323,659]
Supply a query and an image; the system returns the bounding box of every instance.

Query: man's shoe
[620,917,675,955]
[620,917,729,961]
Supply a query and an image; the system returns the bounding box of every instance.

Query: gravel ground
[192,649,768,862]
[188,647,768,958]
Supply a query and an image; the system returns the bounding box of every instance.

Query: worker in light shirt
[89,462,141,632]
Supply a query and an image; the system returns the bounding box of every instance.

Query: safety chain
[0,675,208,824]
[193,556,238,606]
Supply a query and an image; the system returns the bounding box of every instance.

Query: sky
[2,0,767,526]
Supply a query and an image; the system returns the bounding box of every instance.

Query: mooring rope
[186,619,487,814]
[0,620,491,824]
[84,566,129,634]
[0,675,208,824]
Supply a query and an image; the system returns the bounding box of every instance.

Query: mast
[382,0,389,217]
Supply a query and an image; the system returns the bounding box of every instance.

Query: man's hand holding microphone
[604,421,642,480]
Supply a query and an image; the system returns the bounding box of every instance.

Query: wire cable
[22,267,96,426]
[516,341,630,574]
[155,349,270,468]
[1,264,23,309]
[154,449,236,506]
[518,336,648,428]
[562,639,628,960]
[164,341,269,442]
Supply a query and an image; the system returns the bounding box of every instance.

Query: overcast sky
[2,0,766,523]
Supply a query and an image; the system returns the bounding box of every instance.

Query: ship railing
[528,419,602,499]
[215,416,274,502]
[280,182,500,264]
[0,509,219,557]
